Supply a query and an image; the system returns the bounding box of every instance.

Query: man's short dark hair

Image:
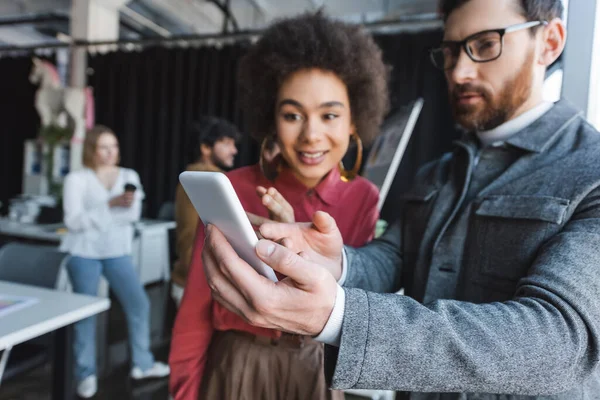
[438,0,564,22]
[191,116,240,147]
[237,11,390,145]
[189,117,240,163]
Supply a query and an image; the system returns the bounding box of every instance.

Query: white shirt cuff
[313,284,345,347]
[338,248,348,286]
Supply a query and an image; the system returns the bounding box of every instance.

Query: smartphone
[179,171,278,282]
[124,183,137,193]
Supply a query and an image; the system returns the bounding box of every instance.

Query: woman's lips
[297,151,328,165]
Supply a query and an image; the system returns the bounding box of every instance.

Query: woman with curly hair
[169,11,389,400]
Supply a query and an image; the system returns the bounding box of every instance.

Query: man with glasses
[201,0,600,398]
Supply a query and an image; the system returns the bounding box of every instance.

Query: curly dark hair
[237,11,390,145]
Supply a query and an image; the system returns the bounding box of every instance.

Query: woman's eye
[283,113,302,122]
[323,113,338,120]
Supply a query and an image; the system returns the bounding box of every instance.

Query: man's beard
[449,51,534,132]
[211,153,233,171]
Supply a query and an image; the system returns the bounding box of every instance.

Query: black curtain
[0,57,41,214]
[88,44,254,217]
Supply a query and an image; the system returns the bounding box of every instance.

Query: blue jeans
[67,255,154,380]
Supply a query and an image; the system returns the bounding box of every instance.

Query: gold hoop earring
[339,132,363,182]
[259,135,280,181]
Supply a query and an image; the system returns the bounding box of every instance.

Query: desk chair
[0,243,69,383]
[0,242,67,288]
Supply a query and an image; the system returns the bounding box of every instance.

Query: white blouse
[59,167,145,259]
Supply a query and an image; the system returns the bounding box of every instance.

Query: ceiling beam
[247,0,269,17]
[0,14,442,53]
[121,6,171,37]
[207,0,239,32]
[0,12,68,27]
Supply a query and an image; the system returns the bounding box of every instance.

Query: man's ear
[200,143,212,158]
[539,18,567,67]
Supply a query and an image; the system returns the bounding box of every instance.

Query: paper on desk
[0,295,39,319]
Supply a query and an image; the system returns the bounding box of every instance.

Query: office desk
[0,220,63,243]
[131,220,176,284]
[0,281,110,400]
[0,218,176,285]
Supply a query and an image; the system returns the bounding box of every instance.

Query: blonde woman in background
[61,125,169,398]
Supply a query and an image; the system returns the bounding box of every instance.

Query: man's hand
[202,225,338,336]
[109,192,134,208]
[248,211,344,280]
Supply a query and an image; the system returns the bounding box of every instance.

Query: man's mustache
[451,84,489,101]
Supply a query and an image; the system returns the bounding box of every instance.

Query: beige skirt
[200,330,344,400]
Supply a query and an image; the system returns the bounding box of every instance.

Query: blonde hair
[83,125,120,168]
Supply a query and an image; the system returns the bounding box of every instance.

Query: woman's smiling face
[275,68,354,188]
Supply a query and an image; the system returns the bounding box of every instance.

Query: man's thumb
[312,211,337,234]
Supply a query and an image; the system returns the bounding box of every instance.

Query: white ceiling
[0,0,440,48]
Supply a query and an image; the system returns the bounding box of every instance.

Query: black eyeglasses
[430,20,547,70]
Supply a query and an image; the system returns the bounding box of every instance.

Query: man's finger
[205,225,254,300]
[312,211,338,234]
[280,237,294,250]
[255,239,318,287]
[259,221,310,243]
[207,225,276,300]
[204,248,259,325]
[246,212,270,227]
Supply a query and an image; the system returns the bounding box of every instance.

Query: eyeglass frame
[429,20,548,70]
